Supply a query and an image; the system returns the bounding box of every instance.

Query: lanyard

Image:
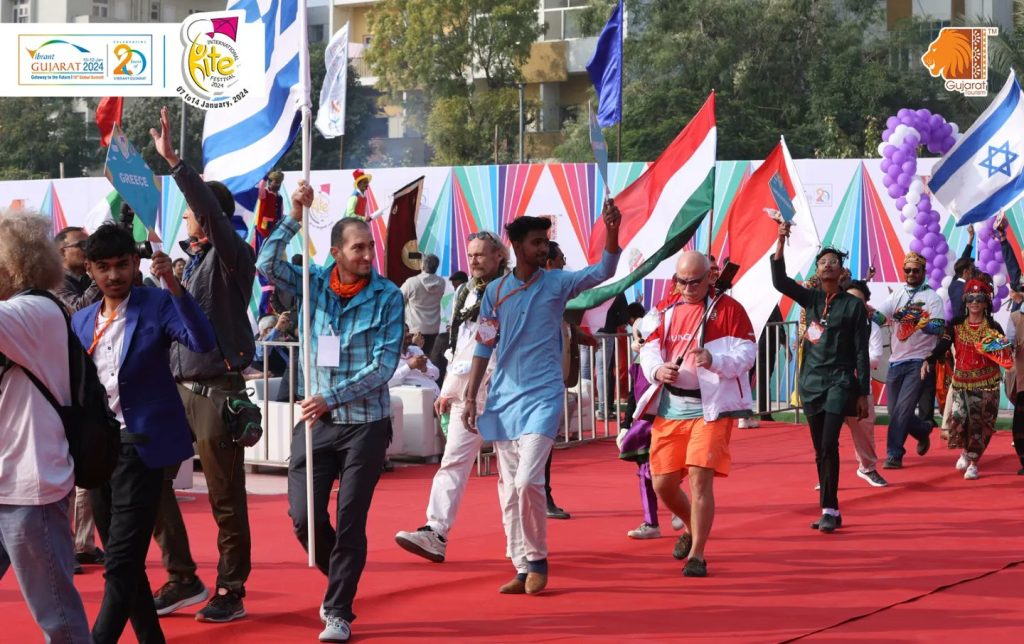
[494,270,541,311]
[819,292,837,324]
[87,308,118,357]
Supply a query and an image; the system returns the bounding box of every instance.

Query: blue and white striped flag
[203,0,311,209]
[929,70,1024,226]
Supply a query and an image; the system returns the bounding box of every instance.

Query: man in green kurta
[770,221,870,533]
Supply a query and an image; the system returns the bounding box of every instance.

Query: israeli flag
[929,71,1024,226]
[202,0,310,209]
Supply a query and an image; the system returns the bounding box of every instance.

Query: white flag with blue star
[929,70,1024,226]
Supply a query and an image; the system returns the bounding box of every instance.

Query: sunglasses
[62,240,87,250]
[673,273,707,288]
[903,266,923,274]
[467,231,498,243]
[964,294,988,303]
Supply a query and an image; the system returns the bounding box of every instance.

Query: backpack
[14,290,121,489]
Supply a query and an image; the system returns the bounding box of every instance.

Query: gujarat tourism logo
[177,12,249,109]
[921,27,999,97]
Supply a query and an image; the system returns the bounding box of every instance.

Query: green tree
[366,0,543,164]
[0,98,100,179]
[556,0,975,162]
[989,0,1024,82]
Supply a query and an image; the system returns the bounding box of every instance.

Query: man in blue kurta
[463,206,621,595]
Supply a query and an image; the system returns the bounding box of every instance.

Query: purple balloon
[883,144,897,157]
[936,242,949,255]
[980,248,993,263]
[940,122,953,137]
[883,174,895,188]
[988,260,1002,275]
[927,222,941,234]
[898,108,913,119]
[892,150,906,165]
[905,135,920,148]
[929,114,944,128]
[887,163,902,178]
[896,197,907,210]
[927,141,942,154]
[916,212,931,226]
[913,224,927,237]
[897,173,912,188]
[988,238,1001,251]
[887,116,899,129]
[933,254,948,269]
[910,239,924,253]
[919,196,932,210]
[881,159,893,172]
[916,108,932,119]
[888,185,903,199]
[901,161,917,174]
[923,232,939,246]
[943,136,956,151]
[998,285,1010,298]
[921,246,936,260]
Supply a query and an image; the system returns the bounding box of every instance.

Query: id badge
[317,334,341,368]
[805,320,825,345]
[476,317,500,347]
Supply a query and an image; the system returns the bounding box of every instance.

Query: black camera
[118,202,154,260]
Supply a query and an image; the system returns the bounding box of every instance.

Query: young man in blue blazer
[73,224,216,644]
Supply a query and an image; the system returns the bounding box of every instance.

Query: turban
[903,252,926,269]
[964,278,993,297]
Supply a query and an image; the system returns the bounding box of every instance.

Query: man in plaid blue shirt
[257,182,403,643]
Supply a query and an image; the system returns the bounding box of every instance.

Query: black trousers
[917,367,938,426]
[1013,392,1024,467]
[288,417,390,623]
[806,412,844,512]
[754,331,780,415]
[91,445,166,644]
[544,450,555,505]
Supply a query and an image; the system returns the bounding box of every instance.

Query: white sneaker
[856,469,888,487]
[737,418,749,429]
[964,463,979,480]
[627,522,661,539]
[814,483,821,490]
[745,418,760,428]
[955,453,969,472]
[319,616,351,642]
[395,527,447,563]
[671,515,684,531]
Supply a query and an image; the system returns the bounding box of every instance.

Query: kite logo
[177,12,249,109]
[308,184,334,230]
[921,27,999,97]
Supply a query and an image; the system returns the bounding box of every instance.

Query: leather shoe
[810,515,843,530]
[916,433,931,456]
[499,577,525,594]
[546,503,570,520]
[525,572,547,594]
[816,514,839,533]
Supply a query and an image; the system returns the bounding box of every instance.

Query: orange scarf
[330,266,368,298]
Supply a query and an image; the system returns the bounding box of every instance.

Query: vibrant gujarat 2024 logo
[177,13,249,109]
[921,27,999,97]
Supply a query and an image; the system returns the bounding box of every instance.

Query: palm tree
[989,0,1024,80]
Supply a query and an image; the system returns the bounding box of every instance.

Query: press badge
[805,320,824,345]
[317,327,341,368]
[476,317,500,347]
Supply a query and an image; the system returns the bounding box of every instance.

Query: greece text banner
[0,16,264,104]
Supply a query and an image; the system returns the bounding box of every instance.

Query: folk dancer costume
[346,169,372,220]
[394,273,503,562]
[930,279,1010,479]
[473,251,618,585]
[771,251,870,528]
[252,173,284,317]
[874,252,945,467]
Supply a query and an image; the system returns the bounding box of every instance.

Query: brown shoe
[499,577,526,594]
[525,572,547,594]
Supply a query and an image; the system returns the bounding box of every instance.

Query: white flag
[315,22,350,139]
[929,71,1024,225]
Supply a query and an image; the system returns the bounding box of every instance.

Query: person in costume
[462,207,621,595]
[346,170,373,220]
[873,251,945,469]
[930,278,1009,480]
[772,222,870,533]
[253,170,285,317]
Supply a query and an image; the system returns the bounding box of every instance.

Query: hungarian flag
[386,176,425,287]
[570,92,716,311]
[95,97,123,147]
[711,137,820,337]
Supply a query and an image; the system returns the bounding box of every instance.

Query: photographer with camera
[146,107,258,624]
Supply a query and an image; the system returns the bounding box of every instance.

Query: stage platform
[4,421,1023,642]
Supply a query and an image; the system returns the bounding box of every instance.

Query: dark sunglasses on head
[903,266,923,274]
[467,231,497,243]
[673,273,707,288]
[964,294,988,303]
[62,240,87,250]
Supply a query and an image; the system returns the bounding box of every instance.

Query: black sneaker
[546,503,571,520]
[153,578,209,616]
[809,515,843,530]
[817,514,839,533]
[916,433,931,456]
[75,548,105,565]
[882,456,902,469]
[682,557,707,577]
[672,533,693,560]
[195,587,246,623]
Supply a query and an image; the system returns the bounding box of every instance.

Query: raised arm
[256,182,316,297]
[771,222,813,308]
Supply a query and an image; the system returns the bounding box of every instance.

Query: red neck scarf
[330,266,368,299]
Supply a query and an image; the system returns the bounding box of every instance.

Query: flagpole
[298,0,316,569]
[617,0,624,163]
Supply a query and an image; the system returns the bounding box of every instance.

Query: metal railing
[248,340,300,467]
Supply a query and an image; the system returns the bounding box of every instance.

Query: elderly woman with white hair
[0,211,91,642]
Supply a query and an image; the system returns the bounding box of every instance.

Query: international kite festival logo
[921,26,999,97]
[178,13,248,109]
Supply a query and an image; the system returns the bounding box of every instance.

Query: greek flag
[203,0,310,209]
[929,71,1024,226]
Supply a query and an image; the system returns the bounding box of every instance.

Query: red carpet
[4,421,1023,643]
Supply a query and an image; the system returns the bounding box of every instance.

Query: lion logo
[921,27,998,97]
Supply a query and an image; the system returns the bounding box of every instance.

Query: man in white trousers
[394,232,508,562]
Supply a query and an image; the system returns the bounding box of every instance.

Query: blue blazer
[72,286,217,469]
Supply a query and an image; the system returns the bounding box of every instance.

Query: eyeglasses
[964,294,988,303]
[62,240,87,250]
[903,267,923,275]
[673,273,707,288]
[816,258,841,267]
[467,231,498,243]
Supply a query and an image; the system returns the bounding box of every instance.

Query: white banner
[315,22,349,139]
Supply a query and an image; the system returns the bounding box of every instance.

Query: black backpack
[11,290,121,489]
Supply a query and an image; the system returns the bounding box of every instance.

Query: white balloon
[993,273,1007,287]
[950,122,959,135]
[906,191,921,205]
[901,204,917,219]
[878,141,889,156]
[941,275,954,288]
[936,287,948,301]
[902,218,917,233]
[908,179,925,195]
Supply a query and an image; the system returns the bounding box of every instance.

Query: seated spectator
[389,332,441,397]
[248,312,295,379]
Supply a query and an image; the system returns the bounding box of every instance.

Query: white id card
[317,329,340,368]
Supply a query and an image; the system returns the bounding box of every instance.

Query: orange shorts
[649,416,734,477]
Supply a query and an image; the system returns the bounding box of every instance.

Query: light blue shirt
[473,251,619,441]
